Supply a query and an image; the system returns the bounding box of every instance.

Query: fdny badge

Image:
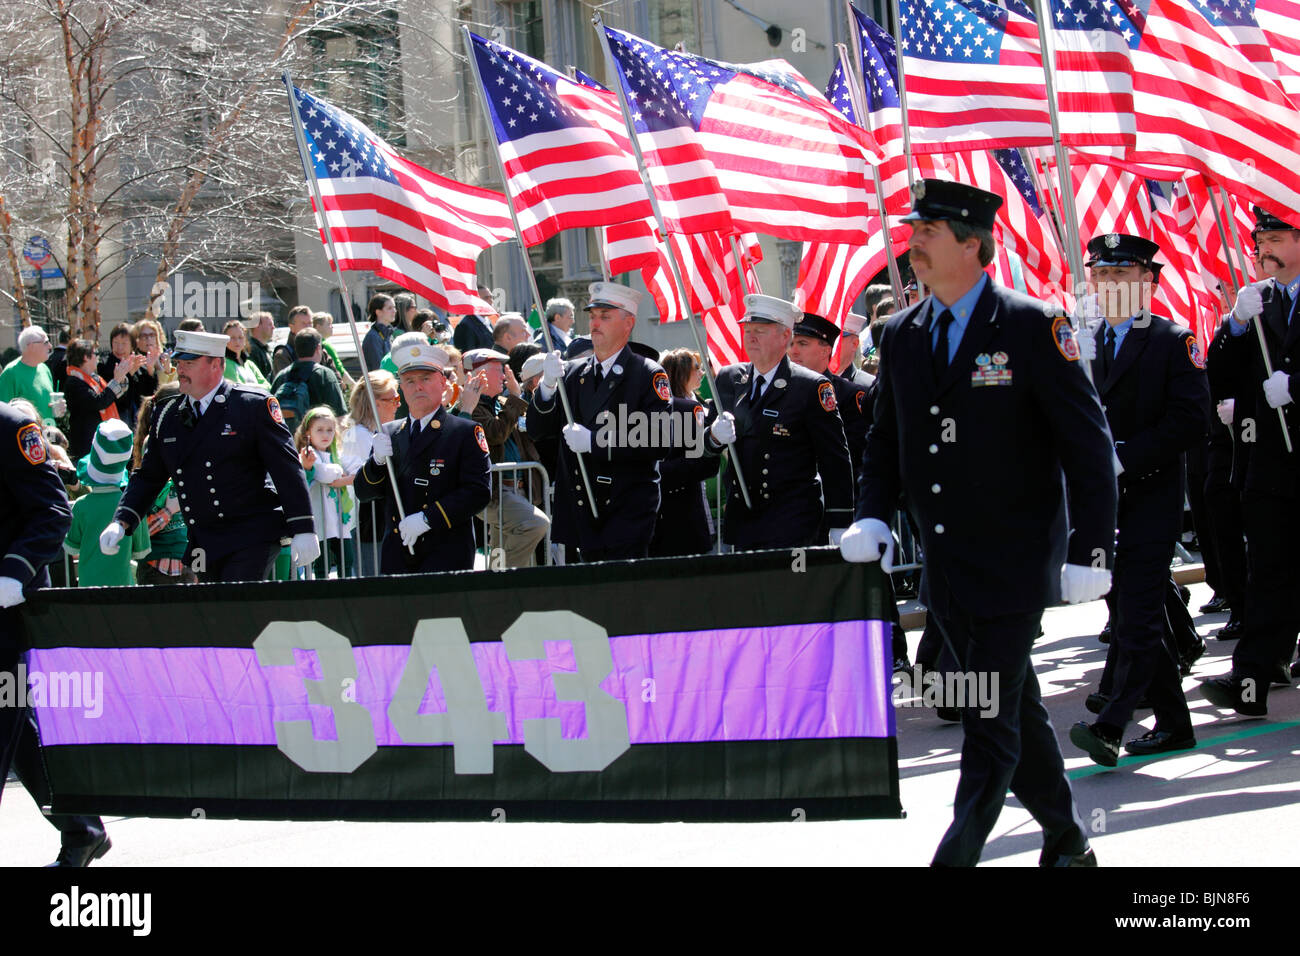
[818,381,837,412]
[856,390,866,414]
[17,422,45,465]
[1051,315,1080,362]
[267,396,285,424]
[652,371,671,402]
[1187,336,1206,369]
[474,424,489,454]
[693,404,707,429]
[1105,233,1120,249]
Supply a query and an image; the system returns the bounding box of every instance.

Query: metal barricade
[302,479,355,580]
[484,461,553,568]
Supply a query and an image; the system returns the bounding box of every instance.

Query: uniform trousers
[1,642,105,851]
[1202,475,1247,613]
[1097,539,1191,735]
[1235,493,1300,685]
[930,602,1086,867]
[194,539,280,583]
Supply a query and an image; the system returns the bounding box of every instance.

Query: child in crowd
[64,419,150,586]
[130,386,196,584]
[295,405,355,577]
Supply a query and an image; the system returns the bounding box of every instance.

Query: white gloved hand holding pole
[538,350,564,401]
[1232,283,1265,325]
[562,423,593,454]
[1263,370,1293,409]
[838,518,897,572]
[370,431,393,465]
[398,512,430,548]
[1216,399,1235,426]
[710,411,737,445]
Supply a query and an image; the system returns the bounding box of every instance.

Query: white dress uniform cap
[741,294,800,330]
[172,329,231,360]
[585,281,644,315]
[392,334,451,374]
[843,312,868,336]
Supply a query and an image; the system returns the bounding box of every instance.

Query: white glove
[99,521,126,556]
[371,431,393,465]
[562,423,593,454]
[710,411,737,445]
[1074,324,1098,362]
[838,517,896,572]
[1232,283,1265,324]
[1072,293,1103,325]
[541,350,564,389]
[1216,399,1235,426]
[0,576,24,609]
[829,528,848,547]
[1060,563,1112,604]
[398,512,430,548]
[290,533,321,568]
[1263,370,1293,408]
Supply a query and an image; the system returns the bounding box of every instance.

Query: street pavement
[3,579,1296,867]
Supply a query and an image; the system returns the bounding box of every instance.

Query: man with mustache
[1202,206,1300,714]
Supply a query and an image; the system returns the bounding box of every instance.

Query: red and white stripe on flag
[1149,181,1216,351]
[1184,174,1258,299]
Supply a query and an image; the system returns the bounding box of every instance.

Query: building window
[307,10,406,147]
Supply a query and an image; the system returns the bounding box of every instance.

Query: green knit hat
[78,419,134,488]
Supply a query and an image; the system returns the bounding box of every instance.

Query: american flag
[1036,154,1150,265]
[955,149,1067,305]
[601,26,875,244]
[466,33,653,246]
[1045,0,1138,148]
[600,218,756,368]
[1148,180,1217,350]
[1099,0,1300,216]
[1256,0,1300,100]
[289,84,512,315]
[1195,0,1300,101]
[896,0,1053,152]
[1183,173,1258,300]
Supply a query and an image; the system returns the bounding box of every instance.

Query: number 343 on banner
[252,610,631,776]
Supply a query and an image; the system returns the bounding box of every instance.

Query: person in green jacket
[223,320,270,388]
[63,419,150,586]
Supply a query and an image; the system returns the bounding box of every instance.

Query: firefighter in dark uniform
[528,282,672,562]
[1202,205,1300,714]
[356,334,492,573]
[100,330,318,581]
[840,180,1118,867]
[788,311,871,488]
[1,403,110,865]
[1067,234,1209,766]
[705,295,853,550]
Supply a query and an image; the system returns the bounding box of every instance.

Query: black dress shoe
[1180,638,1206,674]
[1177,583,1191,607]
[1272,664,1292,686]
[1070,721,1120,767]
[1217,619,1245,641]
[1085,692,1108,714]
[47,833,111,867]
[935,706,962,722]
[1125,729,1196,756]
[1200,675,1267,717]
[1200,594,1229,614]
[1098,622,1112,645]
[1043,847,1098,867]
[892,655,912,676]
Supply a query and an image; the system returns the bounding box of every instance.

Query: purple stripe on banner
[29,620,892,746]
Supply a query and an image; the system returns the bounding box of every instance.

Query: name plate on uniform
[23,551,899,822]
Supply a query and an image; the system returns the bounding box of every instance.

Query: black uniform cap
[1251,205,1297,238]
[790,313,840,347]
[900,179,1003,231]
[1085,233,1160,270]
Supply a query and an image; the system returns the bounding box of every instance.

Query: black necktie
[750,374,766,404]
[409,418,421,441]
[932,310,955,381]
[1101,326,1116,380]
[594,362,604,386]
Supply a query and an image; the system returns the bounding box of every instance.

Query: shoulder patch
[1186,336,1206,370]
[855,390,865,415]
[693,404,707,429]
[652,370,671,402]
[474,424,489,454]
[1051,315,1080,362]
[267,396,285,424]
[17,422,45,465]
[818,380,837,412]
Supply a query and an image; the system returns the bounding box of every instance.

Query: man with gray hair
[536,297,575,352]
[492,312,532,355]
[0,326,66,427]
